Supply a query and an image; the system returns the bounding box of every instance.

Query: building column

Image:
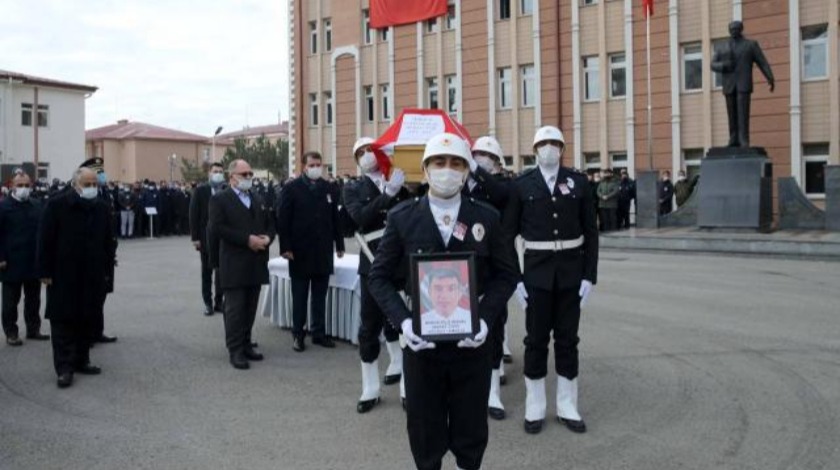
[571,0,582,169]
[455,0,464,123]
[330,46,361,172]
[789,0,802,183]
[532,0,543,131]
[486,0,497,136]
[624,0,636,178]
[701,0,713,151]
[511,0,520,164]
[669,0,681,174]
[828,0,839,165]
[388,26,395,124]
[598,0,608,165]
[416,22,424,107]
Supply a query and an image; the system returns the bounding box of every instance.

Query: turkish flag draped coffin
[370,0,448,29]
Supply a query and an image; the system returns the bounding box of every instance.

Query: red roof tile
[86,120,211,142]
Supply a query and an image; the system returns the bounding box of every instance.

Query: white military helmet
[422,133,471,166]
[352,137,375,157]
[532,126,566,148]
[472,136,504,162]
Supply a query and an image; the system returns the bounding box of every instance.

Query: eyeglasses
[235,172,254,178]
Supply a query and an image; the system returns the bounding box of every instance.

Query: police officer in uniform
[465,136,513,420]
[368,133,518,470]
[503,126,598,435]
[343,137,410,413]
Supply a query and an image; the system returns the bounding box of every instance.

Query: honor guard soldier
[465,136,513,420]
[343,137,410,413]
[503,126,598,435]
[368,133,518,470]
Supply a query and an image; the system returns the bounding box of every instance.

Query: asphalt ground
[1,237,838,470]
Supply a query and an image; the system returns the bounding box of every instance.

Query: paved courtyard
[1,237,838,470]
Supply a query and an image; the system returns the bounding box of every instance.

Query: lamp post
[211,126,223,162]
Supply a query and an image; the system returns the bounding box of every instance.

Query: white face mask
[426,168,467,199]
[209,173,225,185]
[236,176,253,191]
[12,187,32,201]
[474,155,496,173]
[358,152,378,173]
[80,187,98,200]
[537,145,561,168]
[305,166,323,180]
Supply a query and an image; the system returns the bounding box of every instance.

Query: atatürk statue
[711,21,775,148]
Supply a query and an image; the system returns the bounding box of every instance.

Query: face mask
[97,172,108,185]
[209,173,225,185]
[474,155,496,173]
[80,187,98,200]
[305,166,323,180]
[12,187,32,201]
[236,176,253,191]
[426,168,466,199]
[358,152,378,173]
[537,145,561,168]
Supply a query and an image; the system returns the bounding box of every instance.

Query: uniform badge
[566,177,575,189]
[471,223,485,242]
[326,194,332,204]
[453,222,468,241]
[559,184,571,195]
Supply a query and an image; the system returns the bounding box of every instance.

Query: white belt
[523,236,584,252]
[362,228,386,243]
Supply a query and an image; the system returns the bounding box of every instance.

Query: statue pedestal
[697,147,773,231]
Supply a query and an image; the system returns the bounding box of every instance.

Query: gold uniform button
[552,197,557,202]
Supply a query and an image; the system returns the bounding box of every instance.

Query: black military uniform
[190,183,226,315]
[504,163,598,434]
[84,158,118,344]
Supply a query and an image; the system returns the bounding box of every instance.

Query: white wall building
[0,69,97,183]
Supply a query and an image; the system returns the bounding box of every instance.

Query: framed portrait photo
[409,252,479,342]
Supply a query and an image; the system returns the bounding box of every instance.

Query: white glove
[514,282,529,310]
[579,280,593,308]
[457,319,489,349]
[384,169,405,197]
[401,319,436,352]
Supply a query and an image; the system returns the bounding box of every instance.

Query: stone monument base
[697,147,773,232]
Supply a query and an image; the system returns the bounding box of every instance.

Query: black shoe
[243,348,264,361]
[74,364,102,375]
[503,354,513,364]
[499,375,507,386]
[203,306,213,316]
[292,336,305,352]
[250,341,259,348]
[356,397,380,414]
[524,419,544,434]
[383,373,401,385]
[96,335,118,343]
[489,407,506,420]
[312,337,336,348]
[6,336,23,347]
[558,416,587,433]
[229,352,250,370]
[26,332,50,341]
[57,372,74,388]
[213,303,224,314]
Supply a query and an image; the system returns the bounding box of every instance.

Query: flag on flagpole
[370,0,448,29]
[643,0,654,17]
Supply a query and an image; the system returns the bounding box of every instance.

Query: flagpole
[646,5,653,170]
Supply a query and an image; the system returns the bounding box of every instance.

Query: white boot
[502,324,512,360]
[384,340,403,384]
[524,377,546,422]
[556,376,586,433]
[488,369,505,420]
[357,361,381,413]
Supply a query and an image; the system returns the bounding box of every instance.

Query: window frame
[362,9,372,45]
[609,53,627,99]
[426,18,439,34]
[323,19,332,52]
[682,148,704,180]
[609,152,628,170]
[584,152,602,175]
[427,78,440,110]
[309,21,318,55]
[324,91,333,126]
[380,84,391,121]
[498,67,512,110]
[583,56,600,102]
[802,24,829,81]
[364,86,375,122]
[445,5,456,30]
[682,43,703,92]
[521,64,536,108]
[37,104,48,128]
[803,143,829,197]
[309,93,319,127]
[712,38,727,89]
[520,0,534,16]
[499,0,511,20]
[21,103,33,127]
[446,75,458,115]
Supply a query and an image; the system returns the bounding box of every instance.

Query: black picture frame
[409,252,479,342]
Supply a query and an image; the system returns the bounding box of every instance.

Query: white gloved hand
[401,319,436,352]
[385,169,405,197]
[579,280,593,308]
[457,319,489,349]
[514,282,529,310]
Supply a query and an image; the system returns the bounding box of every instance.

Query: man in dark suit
[190,163,226,316]
[368,133,518,470]
[276,151,345,352]
[504,126,598,435]
[208,159,274,370]
[38,167,117,388]
[84,158,118,344]
[0,172,49,346]
[711,20,775,148]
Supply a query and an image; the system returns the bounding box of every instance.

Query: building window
[309,94,319,126]
[380,84,391,120]
[499,0,511,20]
[683,148,704,180]
[582,0,598,5]
[446,5,456,30]
[364,86,374,122]
[362,10,372,45]
[584,152,601,175]
[37,162,49,180]
[521,65,536,108]
[324,92,333,126]
[324,19,332,52]
[521,155,536,169]
[609,53,626,98]
[520,0,533,15]
[610,152,628,170]
[712,38,727,89]
[682,43,703,91]
[445,75,458,115]
[380,27,390,42]
[21,103,33,127]
[498,67,512,109]
[426,18,439,34]
[802,24,828,80]
[803,143,829,195]
[583,56,600,102]
[309,21,318,54]
[427,78,439,109]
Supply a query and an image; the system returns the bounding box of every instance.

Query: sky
[0,0,289,136]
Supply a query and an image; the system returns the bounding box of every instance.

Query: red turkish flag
[643,0,654,17]
[370,0,448,29]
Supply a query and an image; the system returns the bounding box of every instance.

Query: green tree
[180,158,209,183]
[222,135,289,181]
